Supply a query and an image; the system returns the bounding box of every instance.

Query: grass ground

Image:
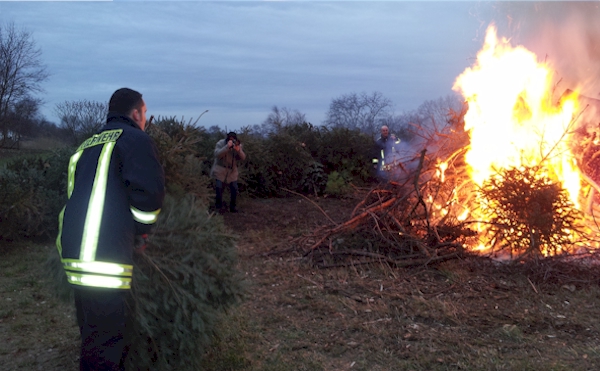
[0,244,79,370]
[2,195,600,370]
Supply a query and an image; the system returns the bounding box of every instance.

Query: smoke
[489,2,600,101]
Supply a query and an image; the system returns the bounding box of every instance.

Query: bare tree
[324,91,393,135]
[252,106,307,136]
[55,100,108,145]
[0,22,48,147]
[393,94,465,151]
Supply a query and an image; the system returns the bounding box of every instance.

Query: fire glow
[450,24,586,255]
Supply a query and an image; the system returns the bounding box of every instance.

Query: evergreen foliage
[242,129,314,196]
[238,123,374,197]
[126,194,245,370]
[479,166,582,260]
[0,147,70,241]
[45,194,245,369]
[147,117,213,203]
[1,118,381,241]
[324,170,352,196]
[313,126,374,183]
[301,161,328,196]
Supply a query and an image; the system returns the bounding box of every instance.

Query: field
[2,194,600,370]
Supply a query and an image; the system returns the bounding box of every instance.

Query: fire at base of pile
[477,165,586,261]
[277,148,598,268]
[47,194,245,370]
[280,151,479,269]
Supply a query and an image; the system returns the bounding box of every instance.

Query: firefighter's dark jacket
[56,113,165,290]
[372,134,400,170]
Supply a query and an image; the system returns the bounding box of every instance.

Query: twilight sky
[1,1,599,131]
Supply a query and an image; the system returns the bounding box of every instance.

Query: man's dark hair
[226,132,237,140]
[109,88,143,115]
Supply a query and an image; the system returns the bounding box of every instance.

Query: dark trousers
[74,287,129,371]
[215,180,238,210]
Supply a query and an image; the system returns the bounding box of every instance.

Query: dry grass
[3,195,600,370]
[0,244,79,370]
[215,195,600,371]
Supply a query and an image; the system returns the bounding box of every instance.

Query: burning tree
[478,165,583,261]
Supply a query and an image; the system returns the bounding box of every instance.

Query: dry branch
[271,131,474,268]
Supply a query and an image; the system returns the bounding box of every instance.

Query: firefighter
[55,88,165,370]
[372,125,401,181]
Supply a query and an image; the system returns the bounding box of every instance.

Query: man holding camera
[210,131,246,213]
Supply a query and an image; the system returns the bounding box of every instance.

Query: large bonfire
[450,23,589,258]
[279,24,600,267]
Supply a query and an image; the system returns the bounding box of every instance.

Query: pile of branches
[269,101,600,268]
[271,148,479,269]
[263,103,483,268]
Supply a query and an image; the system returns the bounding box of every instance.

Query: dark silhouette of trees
[0,22,48,148]
[324,91,393,135]
[55,100,107,145]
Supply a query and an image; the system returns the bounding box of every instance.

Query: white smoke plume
[491,2,600,101]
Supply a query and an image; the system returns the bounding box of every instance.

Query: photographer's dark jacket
[210,138,246,183]
[56,113,165,290]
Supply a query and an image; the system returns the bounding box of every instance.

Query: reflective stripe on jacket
[56,113,165,289]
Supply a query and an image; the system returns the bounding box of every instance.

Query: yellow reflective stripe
[372,159,378,164]
[81,141,117,262]
[66,272,131,289]
[130,206,161,224]
[63,259,133,276]
[67,150,83,199]
[55,206,66,255]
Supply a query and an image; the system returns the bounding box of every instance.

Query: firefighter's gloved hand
[134,234,149,253]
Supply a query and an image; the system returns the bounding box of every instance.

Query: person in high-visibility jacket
[372,125,401,181]
[56,88,165,370]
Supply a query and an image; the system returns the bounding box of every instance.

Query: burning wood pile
[273,24,600,268]
[287,150,477,269]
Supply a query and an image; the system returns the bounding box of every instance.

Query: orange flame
[451,24,584,254]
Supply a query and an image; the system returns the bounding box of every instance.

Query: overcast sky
[1,1,598,132]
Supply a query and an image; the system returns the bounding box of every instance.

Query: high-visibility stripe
[55,206,66,255]
[67,150,83,199]
[62,259,133,276]
[58,129,136,289]
[130,206,161,224]
[65,272,131,289]
[80,141,116,262]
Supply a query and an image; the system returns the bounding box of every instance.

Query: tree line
[0,22,463,150]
